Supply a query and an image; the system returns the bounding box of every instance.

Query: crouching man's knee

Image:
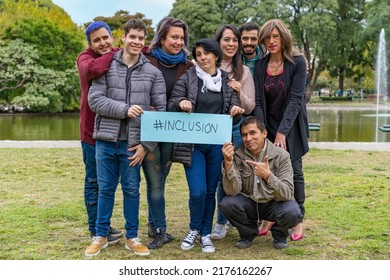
[219,195,234,217]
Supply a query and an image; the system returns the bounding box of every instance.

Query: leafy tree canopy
[87,10,155,47]
[0,0,85,70]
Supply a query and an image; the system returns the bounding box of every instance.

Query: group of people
[76,15,309,257]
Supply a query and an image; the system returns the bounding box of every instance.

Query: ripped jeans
[142,142,173,231]
[81,141,98,235]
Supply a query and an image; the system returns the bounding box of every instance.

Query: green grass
[0,148,389,260]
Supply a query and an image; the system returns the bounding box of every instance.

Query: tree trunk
[305,84,313,103]
[338,66,345,95]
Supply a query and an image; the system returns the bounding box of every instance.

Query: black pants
[220,194,303,241]
[292,158,305,216]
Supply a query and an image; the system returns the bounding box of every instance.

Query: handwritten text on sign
[141,111,232,144]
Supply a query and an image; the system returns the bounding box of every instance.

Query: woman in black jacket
[168,38,244,253]
[253,19,309,241]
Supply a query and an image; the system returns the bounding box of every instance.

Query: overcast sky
[52,0,175,27]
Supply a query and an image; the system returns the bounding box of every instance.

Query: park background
[1,0,390,112]
[0,0,389,262]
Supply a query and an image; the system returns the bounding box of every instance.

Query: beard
[242,44,256,55]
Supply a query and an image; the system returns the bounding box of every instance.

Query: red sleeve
[76,48,120,83]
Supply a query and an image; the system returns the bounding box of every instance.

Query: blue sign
[141,111,233,144]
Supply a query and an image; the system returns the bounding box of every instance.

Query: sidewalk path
[0,140,389,151]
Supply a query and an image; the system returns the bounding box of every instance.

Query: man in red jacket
[76,21,123,243]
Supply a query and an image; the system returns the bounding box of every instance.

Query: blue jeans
[216,116,244,224]
[142,142,172,231]
[184,144,223,237]
[81,142,98,235]
[95,140,141,239]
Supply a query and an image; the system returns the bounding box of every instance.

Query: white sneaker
[210,223,227,240]
[200,234,215,253]
[181,229,199,250]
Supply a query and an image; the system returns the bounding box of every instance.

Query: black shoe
[107,234,121,245]
[148,224,174,240]
[147,230,174,249]
[148,223,158,238]
[109,226,124,238]
[273,239,288,249]
[236,239,252,249]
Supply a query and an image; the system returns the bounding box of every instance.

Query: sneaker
[107,234,121,245]
[125,237,150,256]
[147,229,174,249]
[148,224,174,241]
[235,239,252,249]
[210,223,227,240]
[85,236,108,257]
[148,223,157,238]
[200,234,215,253]
[90,232,121,245]
[181,229,199,251]
[273,239,288,249]
[109,226,124,238]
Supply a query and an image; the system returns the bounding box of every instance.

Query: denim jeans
[184,144,223,237]
[95,140,141,239]
[215,116,244,224]
[142,142,172,231]
[81,141,98,235]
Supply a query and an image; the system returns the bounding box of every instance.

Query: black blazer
[253,54,309,161]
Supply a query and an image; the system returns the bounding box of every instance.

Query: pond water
[0,108,389,142]
[307,108,390,142]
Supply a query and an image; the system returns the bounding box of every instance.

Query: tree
[0,39,38,103]
[0,39,80,112]
[0,0,85,71]
[3,17,84,71]
[275,0,339,99]
[169,0,222,46]
[326,0,366,94]
[87,10,155,47]
[364,0,390,96]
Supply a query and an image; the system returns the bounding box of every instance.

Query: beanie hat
[85,21,112,44]
[192,38,222,67]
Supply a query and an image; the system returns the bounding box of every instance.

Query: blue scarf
[150,47,187,65]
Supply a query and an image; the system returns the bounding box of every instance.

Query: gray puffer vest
[88,51,166,152]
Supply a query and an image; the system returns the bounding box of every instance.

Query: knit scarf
[195,65,222,93]
[150,47,187,65]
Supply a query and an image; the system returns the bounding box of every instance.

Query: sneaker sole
[147,232,175,249]
[108,238,121,245]
[210,234,225,240]
[202,247,215,253]
[180,243,195,250]
[109,232,124,239]
[125,245,150,256]
[84,242,108,257]
[273,244,288,249]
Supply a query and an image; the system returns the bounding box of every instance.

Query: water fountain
[375,28,389,140]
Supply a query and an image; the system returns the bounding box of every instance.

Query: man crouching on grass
[220,116,303,249]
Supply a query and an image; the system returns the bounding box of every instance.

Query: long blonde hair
[258,19,303,63]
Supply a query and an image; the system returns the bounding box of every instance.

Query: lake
[0,108,389,142]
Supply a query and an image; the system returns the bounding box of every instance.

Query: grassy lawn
[0,147,389,260]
